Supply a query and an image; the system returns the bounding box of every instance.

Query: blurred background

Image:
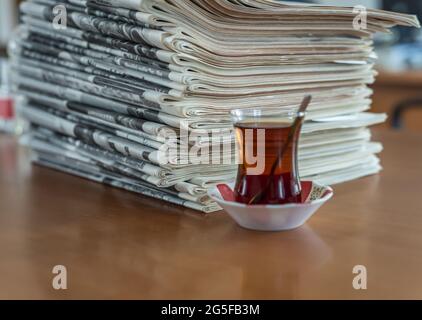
[1,0,422,133]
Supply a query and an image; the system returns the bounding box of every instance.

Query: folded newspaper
[10,0,419,212]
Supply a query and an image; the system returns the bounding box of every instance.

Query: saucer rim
[208,182,334,209]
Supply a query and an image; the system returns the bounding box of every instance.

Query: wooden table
[1,130,422,300]
[371,69,422,132]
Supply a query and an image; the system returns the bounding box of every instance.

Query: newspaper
[12,0,419,212]
[19,101,386,178]
[31,153,221,213]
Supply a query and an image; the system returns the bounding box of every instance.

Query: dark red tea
[234,121,302,205]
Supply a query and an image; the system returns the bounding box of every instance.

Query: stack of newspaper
[10,0,419,212]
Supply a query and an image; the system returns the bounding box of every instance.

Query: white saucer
[208,181,333,231]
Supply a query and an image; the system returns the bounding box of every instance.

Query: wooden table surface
[371,69,422,132]
[1,130,422,300]
[376,69,422,88]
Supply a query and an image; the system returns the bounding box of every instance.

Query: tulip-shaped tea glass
[231,108,306,205]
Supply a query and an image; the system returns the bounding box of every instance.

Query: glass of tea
[231,108,305,205]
